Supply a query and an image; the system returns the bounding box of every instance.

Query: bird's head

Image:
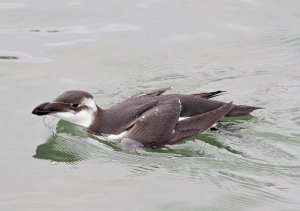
[32,90,98,127]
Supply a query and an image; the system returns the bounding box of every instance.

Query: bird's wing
[123,98,181,147]
[130,87,172,98]
[131,88,225,99]
[100,100,159,134]
[191,90,225,99]
[167,102,234,145]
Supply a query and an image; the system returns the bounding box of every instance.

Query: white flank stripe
[178,117,190,121]
[106,131,128,140]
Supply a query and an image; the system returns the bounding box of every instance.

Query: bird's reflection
[33,120,120,163]
[33,116,253,163]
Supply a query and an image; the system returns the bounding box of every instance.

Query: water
[1,0,300,210]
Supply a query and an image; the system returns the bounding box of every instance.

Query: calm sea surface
[0,0,300,210]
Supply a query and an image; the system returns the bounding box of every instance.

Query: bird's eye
[71,104,79,108]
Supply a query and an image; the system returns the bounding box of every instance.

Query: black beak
[32,102,53,116]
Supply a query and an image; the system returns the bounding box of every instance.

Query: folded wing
[168,102,234,145]
[122,100,234,147]
[123,99,181,147]
[130,87,173,98]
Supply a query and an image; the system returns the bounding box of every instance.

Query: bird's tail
[226,104,263,116]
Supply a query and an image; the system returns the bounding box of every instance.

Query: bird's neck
[88,106,105,134]
[88,106,130,135]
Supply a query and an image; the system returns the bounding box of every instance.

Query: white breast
[52,109,95,128]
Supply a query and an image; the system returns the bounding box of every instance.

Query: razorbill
[32,87,261,148]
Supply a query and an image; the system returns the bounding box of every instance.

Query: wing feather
[168,102,234,144]
[124,98,181,147]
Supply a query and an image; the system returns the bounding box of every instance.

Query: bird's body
[32,87,261,148]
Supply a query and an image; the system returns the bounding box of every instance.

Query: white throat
[52,98,97,128]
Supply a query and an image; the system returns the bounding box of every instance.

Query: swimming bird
[32,87,261,148]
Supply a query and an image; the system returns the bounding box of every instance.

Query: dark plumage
[32,87,262,148]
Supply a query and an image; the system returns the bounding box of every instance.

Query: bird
[32,87,261,148]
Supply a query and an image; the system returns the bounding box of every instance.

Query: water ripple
[43,39,95,47]
[0,26,90,34]
[0,3,25,9]
[0,51,51,63]
[98,24,142,32]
